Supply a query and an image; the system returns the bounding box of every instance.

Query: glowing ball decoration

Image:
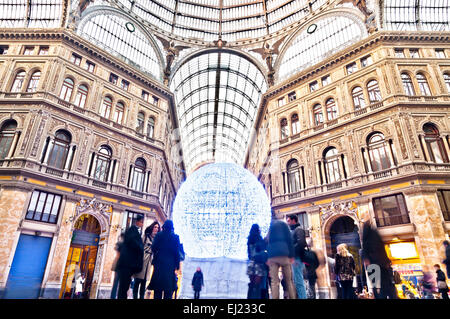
[172,163,271,260]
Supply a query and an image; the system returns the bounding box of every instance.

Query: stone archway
[59,198,112,299]
[320,201,364,296]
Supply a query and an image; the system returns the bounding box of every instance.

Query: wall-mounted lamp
[111,224,121,232]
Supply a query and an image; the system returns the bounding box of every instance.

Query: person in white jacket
[75,273,85,299]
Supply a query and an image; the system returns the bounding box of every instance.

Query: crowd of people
[103,214,449,299]
[246,217,450,300]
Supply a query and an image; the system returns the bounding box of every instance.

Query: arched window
[367,133,391,172]
[313,104,323,126]
[47,130,71,169]
[137,112,145,133]
[147,117,155,138]
[416,73,431,96]
[93,146,112,182]
[352,86,365,110]
[367,80,382,103]
[326,98,338,120]
[0,120,18,159]
[59,78,74,101]
[323,147,341,183]
[114,102,124,124]
[401,73,415,96]
[26,71,41,92]
[11,70,26,92]
[444,73,450,93]
[287,159,301,193]
[74,85,88,108]
[291,113,300,135]
[423,123,448,163]
[130,158,146,192]
[100,96,112,119]
[280,118,289,139]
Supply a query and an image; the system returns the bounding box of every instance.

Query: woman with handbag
[246,224,268,299]
[334,243,356,299]
[434,264,449,299]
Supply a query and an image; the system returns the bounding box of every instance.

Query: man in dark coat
[266,220,296,299]
[361,222,397,299]
[116,215,144,299]
[192,267,204,299]
[286,214,307,299]
[443,241,450,278]
[148,220,181,299]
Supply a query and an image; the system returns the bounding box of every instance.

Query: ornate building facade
[246,32,450,298]
[0,30,185,298]
[0,0,449,299]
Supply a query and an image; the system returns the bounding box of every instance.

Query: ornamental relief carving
[19,112,37,155]
[75,198,112,233]
[319,200,359,226]
[30,112,50,157]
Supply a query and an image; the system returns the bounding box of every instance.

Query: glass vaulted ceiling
[113,0,328,42]
[170,51,267,173]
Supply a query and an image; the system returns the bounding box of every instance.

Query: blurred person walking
[110,233,124,299]
[443,241,450,278]
[434,264,449,299]
[116,215,144,299]
[192,267,204,299]
[246,224,269,299]
[361,222,398,299]
[334,243,356,299]
[133,221,160,299]
[266,220,296,299]
[303,243,320,299]
[148,220,181,299]
[421,267,435,299]
[286,214,307,299]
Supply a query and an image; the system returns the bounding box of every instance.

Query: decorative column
[440,135,450,159]
[418,134,430,161]
[386,141,396,168]
[362,147,373,173]
[43,139,54,165]
[5,132,20,159]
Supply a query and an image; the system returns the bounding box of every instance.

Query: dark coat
[444,245,450,267]
[334,254,355,281]
[304,249,320,281]
[267,220,294,259]
[116,225,144,274]
[148,228,181,292]
[361,222,391,268]
[192,271,204,292]
[289,223,307,260]
[436,269,449,292]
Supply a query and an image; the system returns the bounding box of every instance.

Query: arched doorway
[326,216,363,294]
[59,214,101,299]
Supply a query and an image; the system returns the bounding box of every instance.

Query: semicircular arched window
[352,86,365,110]
[401,73,415,96]
[323,147,341,184]
[59,77,74,102]
[367,132,391,172]
[26,71,41,93]
[287,159,301,193]
[313,104,323,126]
[326,98,338,121]
[94,146,112,182]
[0,120,18,159]
[291,113,300,135]
[416,73,431,96]
[11,70,26,92]
[74,84,88,108]
[100,96,113,119]
[423,123,448,163]
[280,118,289,140]
[367,80,382,103]
[47,130,72,169]
[130,157,147,193]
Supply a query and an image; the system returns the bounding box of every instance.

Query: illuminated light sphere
[172,163,271,260]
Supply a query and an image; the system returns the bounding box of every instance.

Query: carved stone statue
[250,36,286,86]
[155,35,190,85]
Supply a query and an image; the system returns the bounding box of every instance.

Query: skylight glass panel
[78,13,161,80]
[0,0,61,28]
[279,15,365,81]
